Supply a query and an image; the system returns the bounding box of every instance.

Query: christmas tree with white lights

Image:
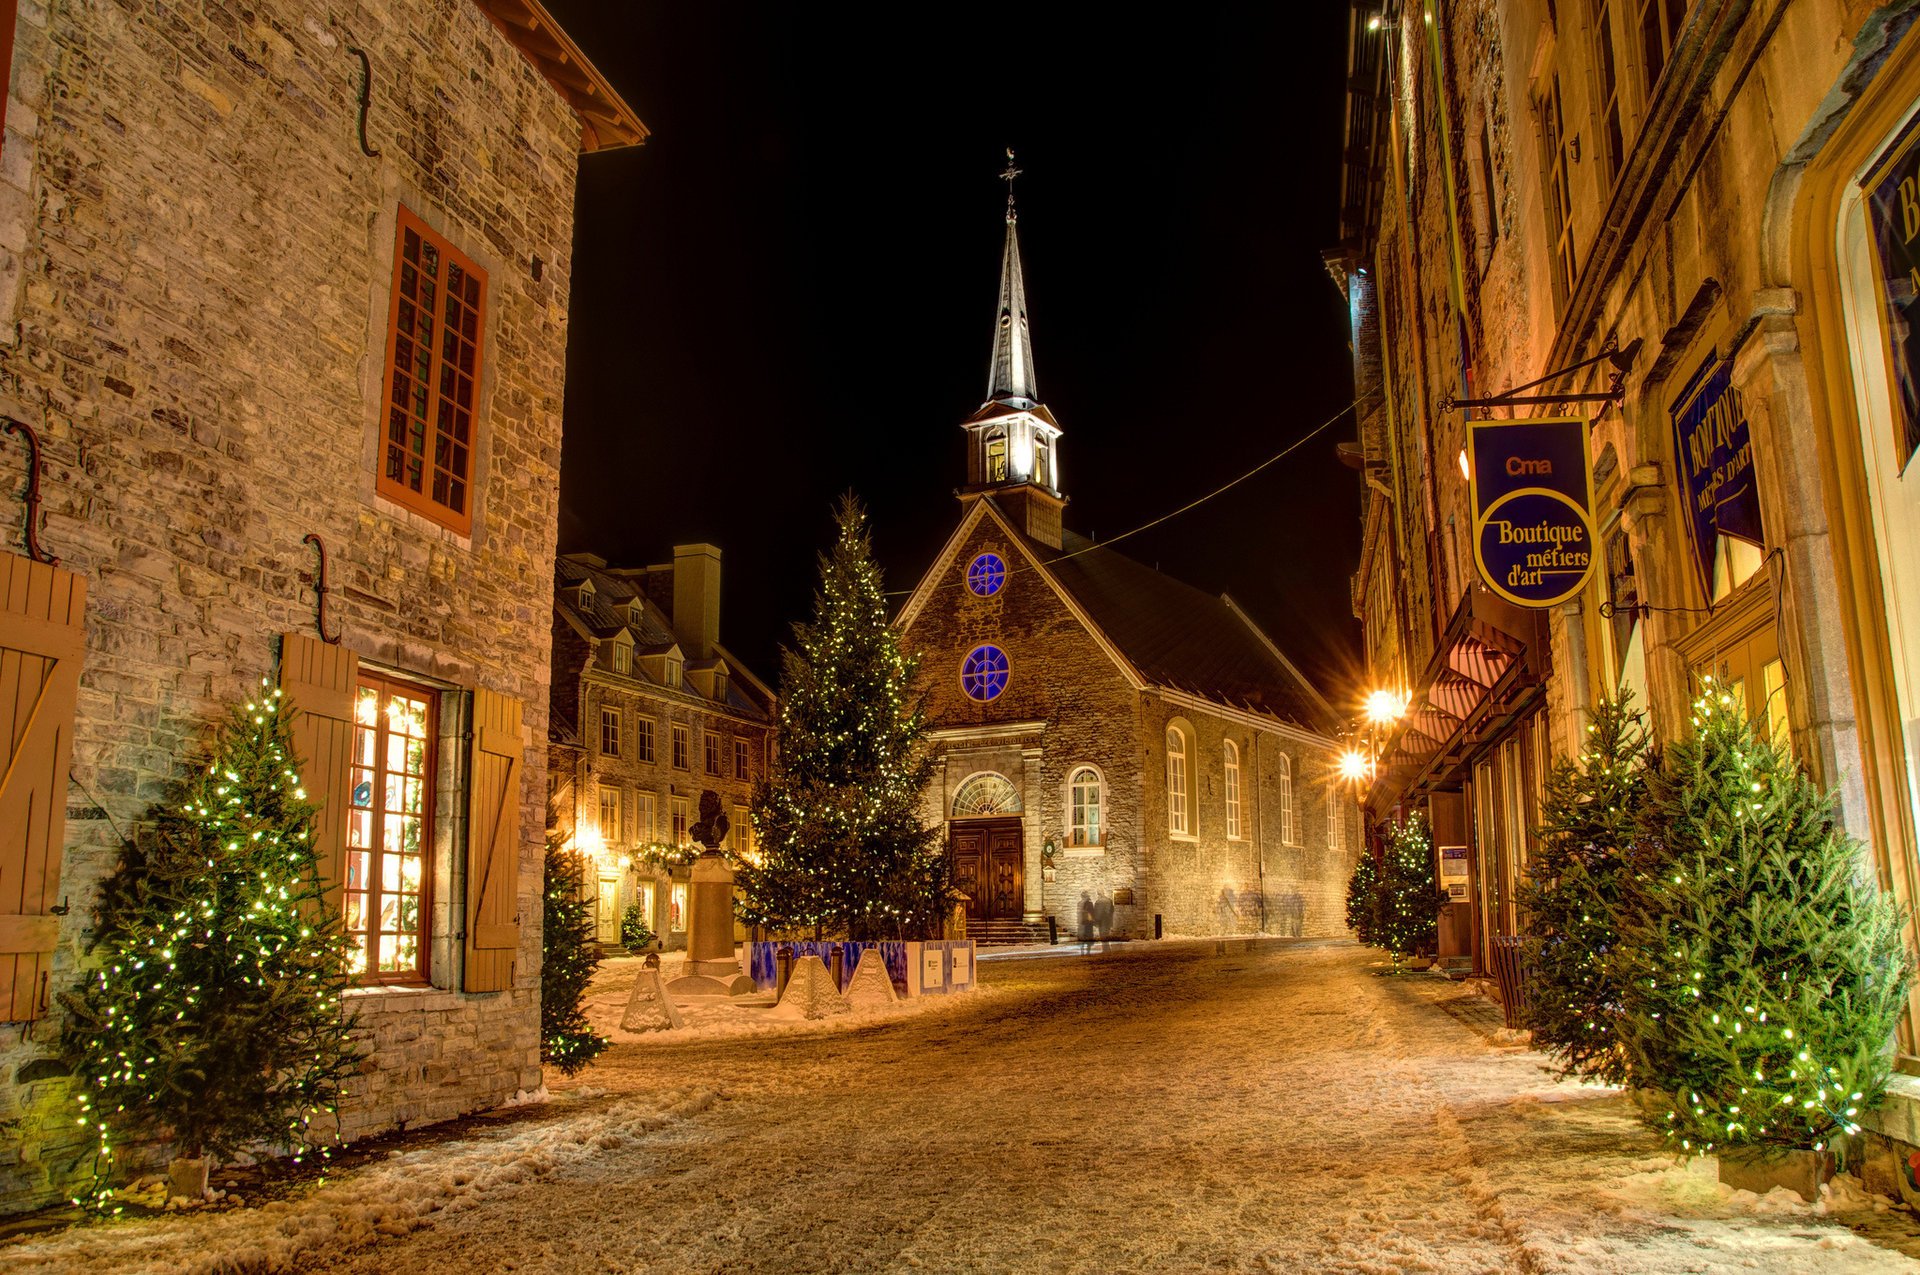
[1345,851,1380,947]
[739,494,947,940]
[59,680,361,1198]
[1617,680,1909,1157]
[540,838,608,1075]
[1376,813,1440,967]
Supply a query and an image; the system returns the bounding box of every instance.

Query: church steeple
[960,150,1066,550]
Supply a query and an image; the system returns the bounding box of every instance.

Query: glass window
[1069,767,1101,847]
[612,643,632,676]
[346,674,436,983]
[1636,0,1687,96]
[1167,726,1190,836]
[1224,741,1243,839]
[671,797,691,846]
[704,730,721,775]
[1540,73,1577,309]
[735,805,755,860]
[672,723,689,769]
[953,772,1022,817]
[1035,435,1052,489]
[598,786,621,844]
[636,717,656,764]
[635,790,656,843]
[986,433,1008,483]
[967,553,1007,597]
[1327,782,1341,850]
[668,882,687,931]
[734,738,750,778]
[1277,752,1295,845]
[600,706,620,758]
[961,645,1010,701]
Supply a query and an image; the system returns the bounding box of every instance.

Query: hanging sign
[1669,352,1764,591]
[1468,416,1597,608]
[1865,113,1920,469]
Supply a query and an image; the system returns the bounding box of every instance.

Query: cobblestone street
[11,938,1920,1274]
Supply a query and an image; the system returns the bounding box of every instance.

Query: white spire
[988,149,1038,405]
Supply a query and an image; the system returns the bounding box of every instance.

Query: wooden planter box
[1717,1147,1836,1202]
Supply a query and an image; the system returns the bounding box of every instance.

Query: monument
[665,790,756,997]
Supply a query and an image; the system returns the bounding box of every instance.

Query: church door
[950,818,1024,925]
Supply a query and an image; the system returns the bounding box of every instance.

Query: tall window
[378,206,485,534]
[1595,2,1624,183]
[734,805,754,859]
[1069,767,1102,847]
[635,790,657,843]
[1166,726,1190,836]
[1278,752,1295,845]
[1327,783,1342,850]
[1636,0,1687,95]
[636,717,656,764]
[612,643,632,676]
[734,738,750,779]
[599,786,622,844]
[986,432,1008,483]
[600,706,621,758]
[704,730,721,775]
[346,674,437,983]
[1035,435,1053,488]
[1540,73,1577,308]
[672,723,689,769]
[671,796,691,846]
[1224,741,1243,840]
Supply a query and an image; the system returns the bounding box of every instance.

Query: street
[9,938,1919,1274]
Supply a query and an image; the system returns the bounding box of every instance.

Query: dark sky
[542,3,1363,699]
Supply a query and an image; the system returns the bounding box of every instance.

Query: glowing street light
[1338,748,1373,783]
[1364,688,1409,726]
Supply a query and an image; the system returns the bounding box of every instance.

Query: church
[897,168,1360,943]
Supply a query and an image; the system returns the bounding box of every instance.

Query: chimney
[671,543,722,659]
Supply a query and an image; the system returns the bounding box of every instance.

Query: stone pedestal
[667,850,754,997]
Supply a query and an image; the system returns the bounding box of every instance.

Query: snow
[4,939,1917,1274]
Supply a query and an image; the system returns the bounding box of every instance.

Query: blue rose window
[961,645,1010,701]
[966,553,1007,597]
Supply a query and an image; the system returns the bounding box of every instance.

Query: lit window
[378,206,485,534]
[953,772,1022,817]
[669,881,687,930]
[967,553,1007,597]
[599,787,622,844]
[1035,435,1052,489]
[1069,767,1101,847]
[986,433,1008,483]
[1166,726,1190,836]
[671,796,690,846]
[961,645,1010,701]
[634,791,656,842]
[672,723,689,769]
[734,805,754,859]
[1224,740,1242,839]
[346,675,436,983]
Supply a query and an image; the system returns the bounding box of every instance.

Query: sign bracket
[1442,338,1641,413]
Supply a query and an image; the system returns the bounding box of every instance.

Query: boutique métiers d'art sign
[1468,416,1598,608]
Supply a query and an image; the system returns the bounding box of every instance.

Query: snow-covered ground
[6,938,1920,1273]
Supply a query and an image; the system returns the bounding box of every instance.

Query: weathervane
[1001,147,1021,223]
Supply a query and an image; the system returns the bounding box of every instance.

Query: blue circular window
[967,553,1006,597]
[961,645,1010,701]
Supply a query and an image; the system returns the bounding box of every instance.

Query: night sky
[541,3,1363,700]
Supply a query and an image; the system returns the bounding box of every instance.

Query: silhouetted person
[1093,895,1114,952]
[1078,892,1095,952]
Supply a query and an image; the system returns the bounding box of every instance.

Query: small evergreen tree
[1377,814,1441,967]
[739,495,947,940]
[1617,681,1910,1157]
[540,839,607,1076]
[1345,850,1381,947]
[1520,690,1650,1085]
[59,681,362,1191]
[620,900,656,954]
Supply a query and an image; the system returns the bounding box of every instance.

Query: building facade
[1328,0,1920,1190]
[548,547,775,950]
[897,183,1358,943]
[0,0,643,1213]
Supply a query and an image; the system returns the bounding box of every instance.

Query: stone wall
[0,0,583,1214]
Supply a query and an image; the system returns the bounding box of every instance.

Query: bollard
[1047,915,1058,946]
[1154,913,1163,940]
[830,943,846,992]
[775,943,795,999]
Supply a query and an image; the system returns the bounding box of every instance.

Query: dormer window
[667,657,683,688]
[578,579,595,607]
[628,600,644,626]
[713,671,728,702]
[612,641,632,676]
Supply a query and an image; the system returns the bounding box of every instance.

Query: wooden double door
[950,818,1024,926]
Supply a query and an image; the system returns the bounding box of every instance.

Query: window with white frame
[612,642,632,676]
[1166,725,1191,836]
[1277,752,1295,844]
[599,786,622,844]
[1069,767,1101,847]
[672,723,689,769]
[1224,740,1243,839]
[600,706,620,758]
[634,790,656,843]
[671,796,690,846]
[1327,782,1341,850]
[734,738,750,779]
[636,716,656,764]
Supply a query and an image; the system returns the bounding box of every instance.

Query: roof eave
[472,0,650,152]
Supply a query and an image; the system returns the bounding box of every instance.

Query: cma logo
[1505,456,1553,476]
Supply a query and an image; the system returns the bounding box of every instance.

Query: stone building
[896,180,1356,943]
[1327,0,1920,1192]
[0,0,644,1213]
[547,546,775,951]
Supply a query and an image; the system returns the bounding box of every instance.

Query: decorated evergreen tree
[540,839,607,1075]
[1519,690,1650,1085]
[1617,680,1910,1157]
[1345,850,1381,947]
[1376,813,1442,967]
[739,495,947,940]
[59,680,362,1196]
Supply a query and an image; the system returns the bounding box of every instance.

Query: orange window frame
[378,206,486,535]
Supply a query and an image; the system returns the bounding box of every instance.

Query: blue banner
[1669,353,1764,591]
[1468,417,1597,608]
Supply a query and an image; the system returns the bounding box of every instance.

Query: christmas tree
[540,839,607,1076]
[59,681,362,1197]
[1345,850,1380,947]
[1617,680,1910,1157]
[1519,689,1650,1085]
[738,494,947,941]
[1376,814,1440,968]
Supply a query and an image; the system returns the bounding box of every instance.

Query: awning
[1366,586,1550,816]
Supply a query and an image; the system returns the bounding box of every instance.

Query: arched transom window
[1224,740,1243,839]
[953,772,1022,818]
[1069,767,1102,847]
[1166,724,1191,836]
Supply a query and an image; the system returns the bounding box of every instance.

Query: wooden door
[950,823,987,926]
[595,876,620,945]
[986,822,1023,921]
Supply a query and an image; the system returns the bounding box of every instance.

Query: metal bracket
[303,532,343,645]
[348,47,381,158]
[1443,337,1641,413]
[3,417,58,566]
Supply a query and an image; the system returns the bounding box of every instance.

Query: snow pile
[841,947,898,1010]
[617,966,684,1032]
[768,955,850,1020]
[1,1089,716,1275]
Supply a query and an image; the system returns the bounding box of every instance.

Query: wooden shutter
[465,687,524,993]
[279,633,358,915]
[0,552,86,1022]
